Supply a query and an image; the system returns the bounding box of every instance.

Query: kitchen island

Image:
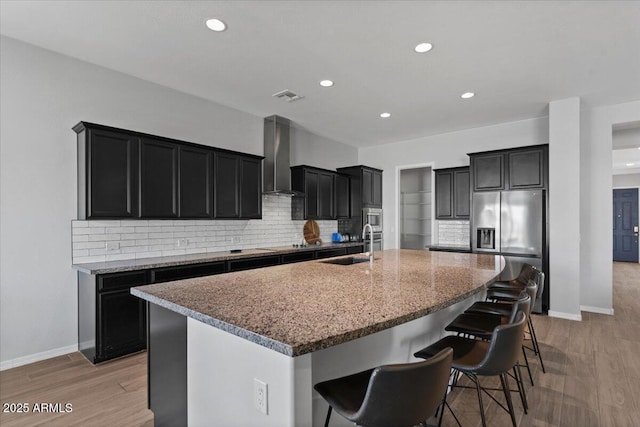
[132,249,504,427]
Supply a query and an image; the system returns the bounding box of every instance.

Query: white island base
[187,295,482,427]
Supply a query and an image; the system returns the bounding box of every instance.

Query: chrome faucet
[362,223,374,266]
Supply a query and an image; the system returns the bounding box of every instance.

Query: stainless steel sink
[321,256,372,265]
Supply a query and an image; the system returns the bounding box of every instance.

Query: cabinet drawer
[315,248,347,259]
[281,251,315,264]
[97,271,149,292]
[228,255,281,272]
[149,262,226,283]
[346,245,365,255]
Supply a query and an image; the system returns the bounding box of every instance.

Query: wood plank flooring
[1,261,638,426]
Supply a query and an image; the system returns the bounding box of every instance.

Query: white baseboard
[547,310,582,321]
[580,305,615,316]
[0,344,78,371]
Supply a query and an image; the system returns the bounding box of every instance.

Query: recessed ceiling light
[626,162,635,167]
[414,42,433,53]
[205,18,227,32]
[380,112,391,118]
[320,80,334,87]
[461,92,475,99]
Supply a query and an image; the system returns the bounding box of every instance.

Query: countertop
[72,242,364,274]
[131,249,504,357]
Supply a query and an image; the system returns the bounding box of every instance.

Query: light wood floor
[1,262,638,427]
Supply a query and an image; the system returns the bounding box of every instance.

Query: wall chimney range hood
[263,115,302,196]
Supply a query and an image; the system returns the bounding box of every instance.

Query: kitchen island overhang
[132,249,505,427]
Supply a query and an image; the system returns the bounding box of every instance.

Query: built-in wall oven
[362,208,383,250]
[362,208,383,233]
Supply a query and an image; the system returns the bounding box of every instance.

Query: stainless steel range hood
[263,115,302,196]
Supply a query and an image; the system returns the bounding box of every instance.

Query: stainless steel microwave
[362,208,383,232]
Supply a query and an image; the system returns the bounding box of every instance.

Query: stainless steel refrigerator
[472,190,546,312]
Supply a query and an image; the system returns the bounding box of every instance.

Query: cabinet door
[318,172,335,219]
[88,129,139,218]
[350,175,362,219]
[305,170,319,219]
[453,169,470,218]
[472,153,505,191]
[97,289,146,360]
[335,174,350,218]
[372,171,383,207]
[214,153,240,218]
[362,169,373,205]
[140,139,179,218]
[435,171,453,219]
[179,146,212,218]
[508,149,545,189]
[240,157,262,219]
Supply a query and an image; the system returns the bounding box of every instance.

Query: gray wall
[0,36,357,367]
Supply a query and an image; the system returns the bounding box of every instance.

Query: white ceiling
[1,1,639,148]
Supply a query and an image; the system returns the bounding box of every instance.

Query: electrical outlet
[105,242,120,251]
[178,238,189,247]
[254,379,268,415]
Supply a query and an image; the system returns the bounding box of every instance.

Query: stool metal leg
[324,406,332,427]
[514,364,528,413]
[528,316,546,373]
[472,375,487,427]
[499,373,518,427]
[522,346,534,386]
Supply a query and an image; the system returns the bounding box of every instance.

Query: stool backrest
[353,347,453,427]
[508,292,532,323]
[476,311,527,376]
[515,264,538,287]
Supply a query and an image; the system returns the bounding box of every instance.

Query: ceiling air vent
[272,89,304,103]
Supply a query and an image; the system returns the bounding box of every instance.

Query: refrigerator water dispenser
[477,228,496,250]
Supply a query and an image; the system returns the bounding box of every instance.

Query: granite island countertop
[72,241,364,274]
[132,249,504,357]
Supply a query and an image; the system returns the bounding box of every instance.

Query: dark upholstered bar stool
[314,348,453,427]
[447,285,535,387]
[481,272,546,374]
[487,263,539,290]
[414,312,527,427]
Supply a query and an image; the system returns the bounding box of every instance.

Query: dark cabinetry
[470,145,547,192]
[179,146,212,218]
[214,153,262,219]
[140,139,179,218]
[79,270,148,364]
[74,122,263,220]
[291,166,336,220]
[336,166,383,213]
[335,174,350,218]
[74,124,139,219]
[435,167,470,219]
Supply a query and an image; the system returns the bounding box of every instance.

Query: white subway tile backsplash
[72,196,340,264]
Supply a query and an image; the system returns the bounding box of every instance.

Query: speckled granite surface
[132,249,504,357]
[72,242,363,274]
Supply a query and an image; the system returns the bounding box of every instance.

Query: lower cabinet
[79,270,148,364]
[78,245,364,363]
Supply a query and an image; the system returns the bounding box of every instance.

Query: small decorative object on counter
[303,220,320,244]
[332,232,343,243]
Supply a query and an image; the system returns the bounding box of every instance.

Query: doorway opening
[399,167,432,249]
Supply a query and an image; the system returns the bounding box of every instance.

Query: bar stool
[487,263,539,290]
[482,272,546,374]
[414,312,527,427]
[314,348,453,427]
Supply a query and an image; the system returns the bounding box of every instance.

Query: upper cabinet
[469,145,548,192]
[74,122,263,220]
[291,166,335,220]
[179,146,213,218]
[336,166,383,214]
[140,138,179,218]
[74,124,139,219]
[435,167,470,220]
[335,174,350,219]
